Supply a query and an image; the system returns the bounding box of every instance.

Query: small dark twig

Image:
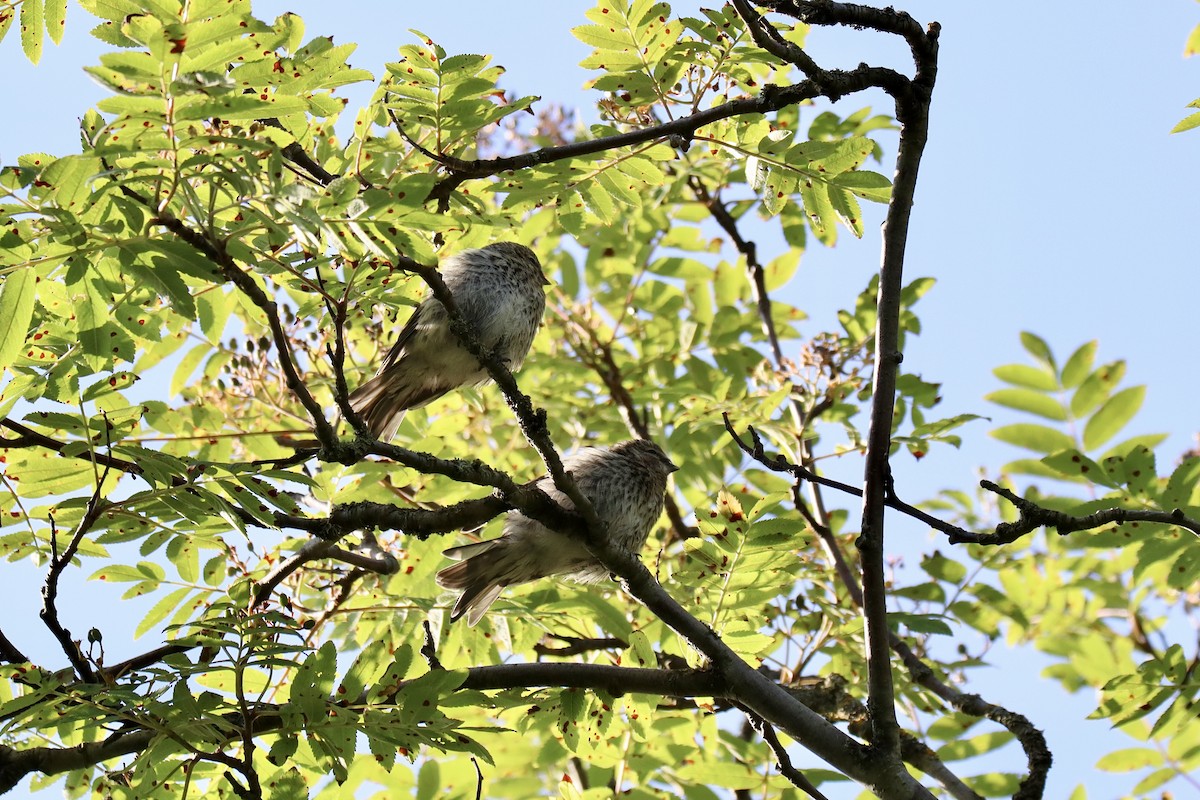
[974,480,1200,543]
[251,534,399,608]
[743,708,832,800]
[421,621,443,671]
[533,635,627,658]
[41,469,111,683]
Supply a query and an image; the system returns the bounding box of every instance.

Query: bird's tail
[435,540,527,626]
[348,370,446,441]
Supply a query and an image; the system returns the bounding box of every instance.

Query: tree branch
[722,422,1049,796]
[726,418,1200,547]
[40,462,113,684]
[742,707,832,800]
[420,65,906,206]
[251,533,399,609]
[1,418,153,482]
[532,635,628,658]
[761,0,938,66]
[0,664,725,792]
[967,480,1200,544]
[376,250,929,793]
[894,639,1050,800]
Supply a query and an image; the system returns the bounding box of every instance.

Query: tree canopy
[0,1,1198,798]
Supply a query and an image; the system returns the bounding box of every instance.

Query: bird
[436,439,679,626]
[349,242,549,440]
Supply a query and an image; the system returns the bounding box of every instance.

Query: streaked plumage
[436,439,679,625]
[349,242,548,440]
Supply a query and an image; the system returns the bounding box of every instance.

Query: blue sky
[2,2,1198,797]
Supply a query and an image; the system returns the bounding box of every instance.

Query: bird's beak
[668,460,680,473]
[541,274,551,286]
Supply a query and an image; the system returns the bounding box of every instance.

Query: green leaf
[44,0,66,45]
[175,94,310,122]
[922,552,967,583]
[0,7,13,43]
[71,274,110,332]
[1070,360,1125,417]
[90,561,165,584]
[125,258,197,321]
[1041,450,1113,486]
[0,267,37,375]
[675,763,761,791]
[416,760,440,800]
[828,185,863,237]
[936,731,1014,761]
[984,388,1066,421]
[1095,747,1163,772]
[1082,386,1145,450]
[135,586,192,639]
[627,630,656,669]
[991,423,1075,454]
[170,343,211,396]
[889,612,953,636]
[20,0,44,64]
[829,170,892,202]
[992,363,1057,392]
[1132,767,1179,794]
[1170,110,1200,134]
[1019,331,1055,369]
[1059,340,1097,389]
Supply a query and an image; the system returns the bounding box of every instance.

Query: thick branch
[852,18,937,758]
[595,542,930,796]
[0,664,724,792]
[423,66,905,205]
[761,0,938,65]
[725,423,1049,796]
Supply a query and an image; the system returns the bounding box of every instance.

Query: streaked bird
[437,439,679,626]
[349,242,548,440]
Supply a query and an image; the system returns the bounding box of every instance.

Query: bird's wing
[379,301,427,371]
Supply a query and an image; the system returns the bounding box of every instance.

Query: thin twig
[421,621,444,671]
[533,636,627,658]
[251,535,398,608]
[743,707,832,800]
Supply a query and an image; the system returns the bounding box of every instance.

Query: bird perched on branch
[436,439,679,626]
[349,242,549,440]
